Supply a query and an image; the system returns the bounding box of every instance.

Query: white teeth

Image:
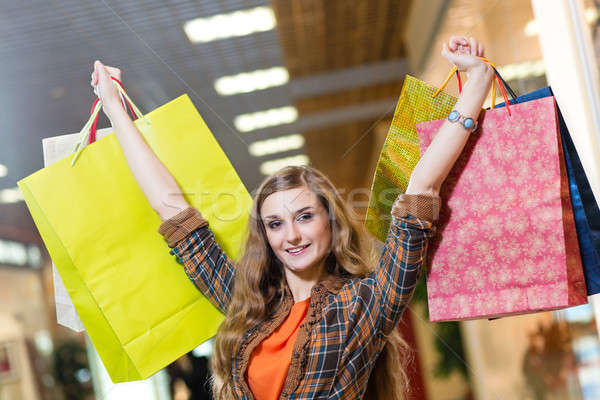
[287,245,308,254]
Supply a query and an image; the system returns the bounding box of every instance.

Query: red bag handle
[89,77,140,143]
[433,57,513,116]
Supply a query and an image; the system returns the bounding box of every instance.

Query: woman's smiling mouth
[286,244,310,255]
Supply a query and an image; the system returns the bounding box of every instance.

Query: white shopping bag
[43,127,113,332]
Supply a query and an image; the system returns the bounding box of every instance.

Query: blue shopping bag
[498,86,600,295]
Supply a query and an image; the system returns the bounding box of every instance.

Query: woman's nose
[285,223,301,243]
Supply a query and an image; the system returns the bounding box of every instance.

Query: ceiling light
[214,67,289,96]
[259,155,310,176]
[0,187,24,203]
[234,106,298,132]
[249,134,305,157]
[183,6,276,43]
[0,164,7,177]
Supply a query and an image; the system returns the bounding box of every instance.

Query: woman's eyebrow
[293,206,314,215]
[263,206,315,220]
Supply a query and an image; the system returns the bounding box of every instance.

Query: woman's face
[261,186,332,278]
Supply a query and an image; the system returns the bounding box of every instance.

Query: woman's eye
[298,213,313,221]
[268,221,281,229]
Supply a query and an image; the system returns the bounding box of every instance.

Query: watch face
[448,111,459,122]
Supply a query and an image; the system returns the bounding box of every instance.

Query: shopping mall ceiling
[0,0,416,242]
[0,0,414,191]
[2,0,579,245]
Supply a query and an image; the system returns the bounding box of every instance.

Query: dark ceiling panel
[272,0,411,77]
[0,0,294,194]
[295,80,403,114]
[303,119,383,193]
[271,0,411,195]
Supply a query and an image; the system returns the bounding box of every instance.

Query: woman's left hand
[441,36,488,75]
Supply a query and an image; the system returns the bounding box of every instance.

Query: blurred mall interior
[1,0,600,399]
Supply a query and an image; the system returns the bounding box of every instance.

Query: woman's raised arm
[91,60,189,221]
[92,61,236,311]
[374,37,494,334]
[406,36,494,196]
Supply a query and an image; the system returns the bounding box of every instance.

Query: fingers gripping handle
[89,78,140,143]
[71,78,144,167]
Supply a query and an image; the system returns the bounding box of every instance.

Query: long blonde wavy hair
[211,165,411,399]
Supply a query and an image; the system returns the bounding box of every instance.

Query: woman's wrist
[466,62,494,82]
[453,61,494,122]
[103,99,126,122]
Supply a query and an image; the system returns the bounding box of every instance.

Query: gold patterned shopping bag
[366,76,457,241]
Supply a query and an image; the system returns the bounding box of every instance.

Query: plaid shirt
[159,194,439,399]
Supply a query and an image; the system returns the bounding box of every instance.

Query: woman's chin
[285,261,316,273]
[284,257,323,276]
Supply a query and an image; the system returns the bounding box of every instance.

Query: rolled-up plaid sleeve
[158,207,235,314]
[375,194,440,335]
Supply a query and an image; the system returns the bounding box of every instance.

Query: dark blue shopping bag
[497,85,600,295]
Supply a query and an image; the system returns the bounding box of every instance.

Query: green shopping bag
[18,92,251,382]
[366,75,457,241]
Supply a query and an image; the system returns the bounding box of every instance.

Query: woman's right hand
[90,60,124,121]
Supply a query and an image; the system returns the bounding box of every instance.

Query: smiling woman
[91,35,493,399]
[205,165,417,400]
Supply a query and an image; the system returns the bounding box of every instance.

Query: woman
[91,36,493,399]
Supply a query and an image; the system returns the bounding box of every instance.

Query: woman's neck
[284,264,328,303]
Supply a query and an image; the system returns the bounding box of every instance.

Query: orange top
[246,298,310,400]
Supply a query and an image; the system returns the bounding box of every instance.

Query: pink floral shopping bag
[416,96,587,321]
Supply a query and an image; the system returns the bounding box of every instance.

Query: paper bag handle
[433,57,516,116]
[71,78,144,166]
[490,68,519,105]
[480,58,520,109]
[89,78,141,143]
